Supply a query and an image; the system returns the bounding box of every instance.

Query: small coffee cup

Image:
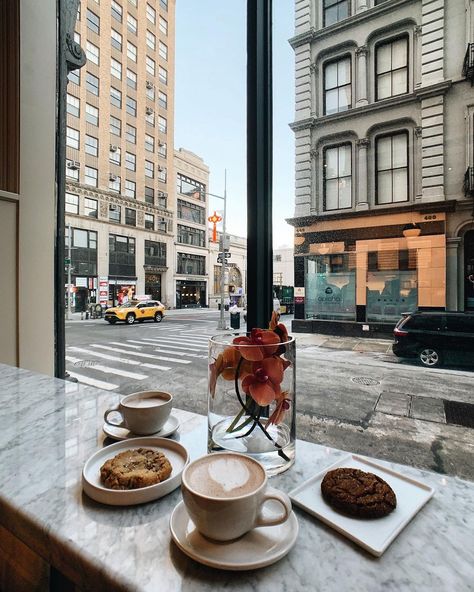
[181,452,292,541]
[104,391,172,435]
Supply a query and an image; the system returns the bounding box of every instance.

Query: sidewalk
[294,332,392,354]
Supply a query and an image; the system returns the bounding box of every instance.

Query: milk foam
[126,397,167,408]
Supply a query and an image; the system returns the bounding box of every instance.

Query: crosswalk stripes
[66,355,148,380]
[67,346,171,371]
[90,344,192,365]
[128,338,206,351]
[67,371,119,391]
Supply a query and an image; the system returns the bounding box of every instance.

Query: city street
[66,309,474,480]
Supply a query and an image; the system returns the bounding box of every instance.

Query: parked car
[392,311,474,368]
[104,300,165,325]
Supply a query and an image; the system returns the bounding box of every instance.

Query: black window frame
[323,142,353,211]
[323,54,352,115]
[86,8,100,34]
[125,207,137,226]
[86,72,99,96]
[375,130,409,205]
[375,34,409,102]
[85,134,98,157]
[323,0,350,27]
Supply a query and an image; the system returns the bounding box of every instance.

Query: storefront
[176,280,206,308]
[145,272,162,302]
[108,278,137,307]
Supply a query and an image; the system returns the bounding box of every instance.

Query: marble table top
[0,363,472,592]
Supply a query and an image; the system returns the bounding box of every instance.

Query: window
[65,192,79,214]
[66,127,79,149]
[126,96,137,116]
[158,167,167,182]
[324,56,351,115]
[323,0,350,27]
[128,0,137,5]
[375,132,408,204]
[160,0,168,10]
[157,217,167,232]
[111,58,122,80]
[87,9,100,34]
[177,199,206,224]
[125,208,136,226]
[84,198,98,218]
[68,68,80,85]
[145,160,154,178]
[145,240,166,265]
[146,30,156,50]
[109,235,135,277]
[110,116,121,136]
[125,179,136,199]
[85,166,98,187]
[145,187,154,204]
[68,228,98,276]
[158,66,168,85]
[86,41,99,65]
[125,152,136,171]
[66,94,80,117]
[376,37,408,100]
[159,16,168,35]
[157,191,167,208]
[159,41,168,61]
[109,206,121,224]
[177,224,206,247]
[111,0,122,22]
[127,69,137,89]
[158,141,167,157]
[146,3,156,24]
[85,135,98,156]
[109,175,121,192]
[111,29,122,51]
[158,116,167,133]
[146,83,155,100]
[177,253,206,276]
[126,124,136,143]
[127,41,137,62]
[145,109,155,126]
[158,91,167,109]
[146,56,156,76]
[66,160,79,180]
[109,146,121,164]
[86,72,99,95]
[145,213,154,230]
[177,174,206,199]
[323,144,352,210]
[145,134,155,152]
[86,104,99,126]
[127,13,137,34]
[110,87,122,108]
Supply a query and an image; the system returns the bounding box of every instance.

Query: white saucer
[102,414,180,441]
[169,500,298,571]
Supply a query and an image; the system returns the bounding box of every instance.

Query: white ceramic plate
[169,500,299,571]
[102,414,180,441]
[289,454,435,557]
[82,437,189,506]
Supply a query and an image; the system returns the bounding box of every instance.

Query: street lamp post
[67,224,73,321]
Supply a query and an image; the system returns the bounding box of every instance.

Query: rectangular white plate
[289,454,435,557]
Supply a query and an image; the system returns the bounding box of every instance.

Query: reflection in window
[84,166,98,187]
[178,224,206,247]
[125,179,136,199]
[324,57,351,115]
[177,173,205,199]
[109,204,121,223]
[376,36,408,100]
[85,135,98,156]
[323,0,350,27]
[177,199,206,224]
[84,198,98,218]
[65,192,79,214]
[145,240,166,265]
[376,132,408,204]
[125,208,136,226]
[177,253,206,275]
[324,144,352,210]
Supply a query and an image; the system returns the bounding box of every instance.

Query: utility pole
[217,170,228,330]
[67,224,72,321]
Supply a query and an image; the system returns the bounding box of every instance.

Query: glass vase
[208,332,296,476]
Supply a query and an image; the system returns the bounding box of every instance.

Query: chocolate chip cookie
[100,448,172,490]
[321,467,397,518]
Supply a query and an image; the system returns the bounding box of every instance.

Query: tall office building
[65,0,175,310]
[289,0,474,333]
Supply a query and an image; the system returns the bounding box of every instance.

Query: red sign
[295,296,304,304]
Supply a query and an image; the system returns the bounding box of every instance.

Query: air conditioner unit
[146,107,154,115]
[158,191,167,197]
[109,144,118,152]
[146,80,154,89]
[157,166,163,172]
[110,204,118,211]
[109,174,118,182]
[157,141,164,147]
[67,160,80,170]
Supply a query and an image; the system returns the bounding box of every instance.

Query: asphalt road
[66,310,474,480]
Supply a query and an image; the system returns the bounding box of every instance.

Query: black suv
[392,311,474,368]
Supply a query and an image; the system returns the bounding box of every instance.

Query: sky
[174,1,295,248]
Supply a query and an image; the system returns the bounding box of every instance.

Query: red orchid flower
[209,346,252,396]
[269,310,289,343]
[268,391,291,426]
[241,356,287,406]
[233,328,281,361]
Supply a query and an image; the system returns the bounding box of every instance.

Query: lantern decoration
[208,211,222,243]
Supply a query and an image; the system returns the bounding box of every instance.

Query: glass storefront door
[465,230,474,311]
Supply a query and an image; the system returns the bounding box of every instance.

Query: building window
[323,144,352,210]
[110,116,121,136]
[125,179,136,198]
[376,36,408,100]
[109,175,121,192]
[177,224,206,247]
[324,56,351,115]
[126,124,136,143]
[66,160,79,181]
[109,146,121,164]
[145,213,154,230]
[66,127,80,149]
[67,94,80,117]
[323,0,350,27]
[86,104,99,126]
[158,167,167,182]
[69,228,98,276]
[145,109,155,126]
[158,66,168,85]
[85,135,98,156]
[87,9,100,34]
[159,16,168,35]
[86,41,100,65]
[125,152,136,171]
[84,198,98,218]
[145,187,154,204]
[127,41,137,62]
[177,199,206,224]
[127,69,137,89]
[177,253,205,276]
[85,166,98,187]
[129,0,137,5]
[146,3,156,24]
[110,86,122,109]
[159,41,168,61]
[158,141,167,158]
[145,134,155,152]
[111,29,122,51]
[86,72,99,95]
[65,192,79,214]
[126,96,137,116]
[375,131,408,204]
[146,56,156,76]
[125,208,136,226]
[109,205,121,223]
[146,30,156,51]
[177,174,205,199]
[111,58,122,80]
[145,160,154,178]
[145,240,166,265]
[146,83,155,100]
[160,0,168,11]
[158,115,167,133]
[158,91,167,109]
[127,13,137,34]
[109,234,136,277]
[68,68,80,85]
[111,0,122,22]
[157,217,167,232]
[157,191,167,208]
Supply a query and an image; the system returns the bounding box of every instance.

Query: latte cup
[181,452,292,541]
[104,391,172,435]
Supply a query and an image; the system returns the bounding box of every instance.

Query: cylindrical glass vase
[208,331,296,476]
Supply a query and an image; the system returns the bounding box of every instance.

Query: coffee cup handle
[104,405,126,428]
[255,487,292,528]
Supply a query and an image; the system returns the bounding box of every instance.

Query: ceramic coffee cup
[104,391,172,435]
[181,451,292,541]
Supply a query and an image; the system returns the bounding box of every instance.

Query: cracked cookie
[321,467,397,518]
[100,448,172,490]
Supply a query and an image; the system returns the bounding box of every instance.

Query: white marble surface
[0,362,473,591]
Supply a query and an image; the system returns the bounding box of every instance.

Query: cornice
[414,80,453,100]
[289,117,316,132]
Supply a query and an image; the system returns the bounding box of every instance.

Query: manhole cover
[444,400,474,429]
[351,377,380,386]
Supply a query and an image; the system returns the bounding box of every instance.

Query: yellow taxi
[104,300,165,325]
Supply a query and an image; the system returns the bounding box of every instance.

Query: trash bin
[230,312,240,330]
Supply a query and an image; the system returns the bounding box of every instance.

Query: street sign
[64,258,71,265]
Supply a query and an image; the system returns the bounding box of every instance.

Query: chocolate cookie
[100,448,172,490]
[321,467,397,518]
